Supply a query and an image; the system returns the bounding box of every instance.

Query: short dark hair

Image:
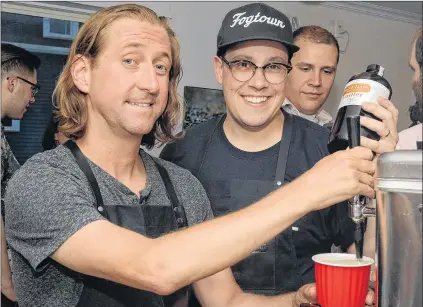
[293,25,340,64]
[1,43,41,79]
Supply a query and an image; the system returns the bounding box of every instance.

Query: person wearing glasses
[161,3,398,305]
[1,43,40,306]
[1,44,40,120]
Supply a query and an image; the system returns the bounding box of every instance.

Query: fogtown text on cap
[230,12,286,29]
[216,3,299,59]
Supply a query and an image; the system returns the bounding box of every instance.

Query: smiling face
[286,39,338,115]
[214,40,289,131]
[82,18,172,138]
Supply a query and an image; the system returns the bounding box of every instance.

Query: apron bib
[64,141,189,307]
[189,112,302,307]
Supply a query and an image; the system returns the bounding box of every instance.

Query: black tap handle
[347,116,361,148]
[347,116,365,260]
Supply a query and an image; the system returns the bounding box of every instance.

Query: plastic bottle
[328,64,392,153]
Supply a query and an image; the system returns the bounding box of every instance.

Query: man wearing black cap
[161,2,398,305]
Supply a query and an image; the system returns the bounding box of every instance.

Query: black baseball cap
[217,3,299,60]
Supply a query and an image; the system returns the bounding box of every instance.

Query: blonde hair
[53,4,183,148]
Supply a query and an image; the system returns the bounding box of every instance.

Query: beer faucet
[346,116,376,260]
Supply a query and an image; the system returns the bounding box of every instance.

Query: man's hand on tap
[360,97,399,155]
[299,146,376,211]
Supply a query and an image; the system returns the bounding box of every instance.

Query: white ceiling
[364,1,422,16]
[58,1,423,17]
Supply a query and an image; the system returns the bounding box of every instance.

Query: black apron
[63,141,189,307]
[189,111,302,306]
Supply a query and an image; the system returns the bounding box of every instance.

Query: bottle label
[338,79,390,109]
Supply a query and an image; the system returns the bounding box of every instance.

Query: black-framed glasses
[7,76,40,97]
[220,57,292,84]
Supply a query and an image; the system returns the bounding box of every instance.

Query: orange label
[343,83,371,96]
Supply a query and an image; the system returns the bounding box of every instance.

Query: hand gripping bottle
[328,64,392,153]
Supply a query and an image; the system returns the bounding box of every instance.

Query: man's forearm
[52,177,318,295]
[147,179,316,293]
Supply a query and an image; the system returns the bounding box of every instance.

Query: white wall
[80,1,421,132]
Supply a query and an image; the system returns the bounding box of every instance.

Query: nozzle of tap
[347,116,366,260]
[347,116,364,221]
[348,195,368,222]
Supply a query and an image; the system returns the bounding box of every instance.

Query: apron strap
[274,110,294,184]
[64,140,187,229]
[194,114,225,177]
[63,140,107,218]
[153,160,188,229]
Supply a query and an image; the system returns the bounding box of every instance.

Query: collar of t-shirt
[282,98,333,126]
[217,114,280,160]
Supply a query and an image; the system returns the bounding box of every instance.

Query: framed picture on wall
[183,86,226,128]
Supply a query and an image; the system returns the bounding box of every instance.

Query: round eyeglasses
[220,57,292,84]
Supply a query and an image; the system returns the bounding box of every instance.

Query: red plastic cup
[312,253,374,307]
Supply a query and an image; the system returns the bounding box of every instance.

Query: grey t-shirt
[4,145,213,307]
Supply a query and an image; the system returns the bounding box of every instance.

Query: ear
[213,56,224,85]
[5,76,16,93]
[71,55,91,94]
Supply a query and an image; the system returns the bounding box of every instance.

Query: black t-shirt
[200,118,280,182]
[161,113,355,292]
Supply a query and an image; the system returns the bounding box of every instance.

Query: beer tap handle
[347,116,365,260]
[347,116,361,149]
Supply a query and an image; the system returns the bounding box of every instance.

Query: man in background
[283,25,339,128]
[1,43,41,306]
[397,28,422,150]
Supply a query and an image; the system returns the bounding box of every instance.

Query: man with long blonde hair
[4,4,377,306]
